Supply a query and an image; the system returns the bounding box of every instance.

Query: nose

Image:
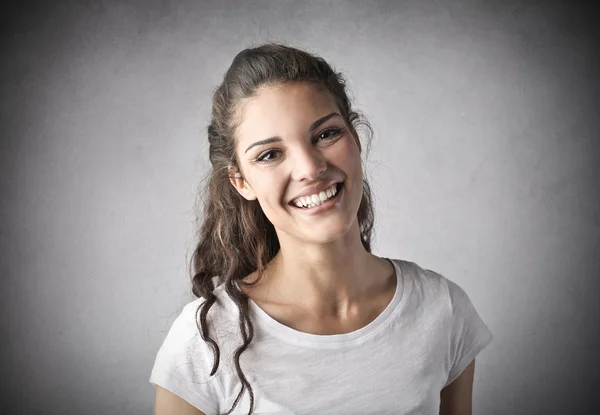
[291,146,327,182]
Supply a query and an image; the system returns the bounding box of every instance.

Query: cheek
[250,173,286,207]
[334,137,362,177]
[335,139,363,205]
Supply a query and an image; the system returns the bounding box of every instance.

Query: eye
[315,127,343,142]
[256,149,281,163]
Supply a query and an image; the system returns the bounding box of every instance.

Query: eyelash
[255,127,344,163]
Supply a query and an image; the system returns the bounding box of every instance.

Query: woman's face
[230,82,364,245]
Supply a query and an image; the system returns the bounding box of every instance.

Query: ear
[228,164,257,201]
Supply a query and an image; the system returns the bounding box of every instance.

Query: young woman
[150,43,493,415]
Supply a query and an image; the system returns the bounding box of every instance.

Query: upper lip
[289,180,342,204]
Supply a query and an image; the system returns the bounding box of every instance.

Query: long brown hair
[189,42,376,414]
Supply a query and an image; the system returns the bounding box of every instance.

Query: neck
[261,219,387,318]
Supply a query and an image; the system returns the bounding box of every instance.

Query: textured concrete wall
[1,1,598,414]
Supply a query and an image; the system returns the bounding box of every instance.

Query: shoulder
[159,285,239,349]
[150,293,233,413]
[151,297,211,379]
[403,259,483,320]
[172,297,208,340]
[391,258,478,322]
[391,258,493,387]
[152,285,242,368]
[393,258,454,302]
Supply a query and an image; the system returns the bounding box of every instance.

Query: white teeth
[292,183,339,209]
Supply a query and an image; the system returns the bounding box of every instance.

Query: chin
[300,218,356,245]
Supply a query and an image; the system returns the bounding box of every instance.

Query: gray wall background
[1,0,598,414]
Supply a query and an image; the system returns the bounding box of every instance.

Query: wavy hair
[189,42,375,414]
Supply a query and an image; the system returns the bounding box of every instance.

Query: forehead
[235,82,339,145]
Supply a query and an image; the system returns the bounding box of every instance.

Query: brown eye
[256,150,280,163]
[316,128,343,142]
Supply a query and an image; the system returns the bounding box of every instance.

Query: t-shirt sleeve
[443,278,494,388]
[149,300,224,414]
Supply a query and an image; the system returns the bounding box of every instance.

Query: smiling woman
[149,43,493,415]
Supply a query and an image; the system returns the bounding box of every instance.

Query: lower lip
[289,183,344,215]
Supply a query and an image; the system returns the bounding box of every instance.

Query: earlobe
[228,165,257,201]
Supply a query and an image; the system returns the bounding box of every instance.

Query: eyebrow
[244,112,341,154]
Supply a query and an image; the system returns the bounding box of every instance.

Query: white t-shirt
[150,258,493,415]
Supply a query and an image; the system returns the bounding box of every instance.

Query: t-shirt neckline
[246,258,408,347]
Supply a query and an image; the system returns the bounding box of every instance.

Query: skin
[155,81,476,415]
[230,81,393,325]
[440,360,476,415]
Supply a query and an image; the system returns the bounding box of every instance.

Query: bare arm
[155,386,206,415]
[439,359,476,415]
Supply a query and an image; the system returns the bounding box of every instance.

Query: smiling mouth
[289,182,344,210]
